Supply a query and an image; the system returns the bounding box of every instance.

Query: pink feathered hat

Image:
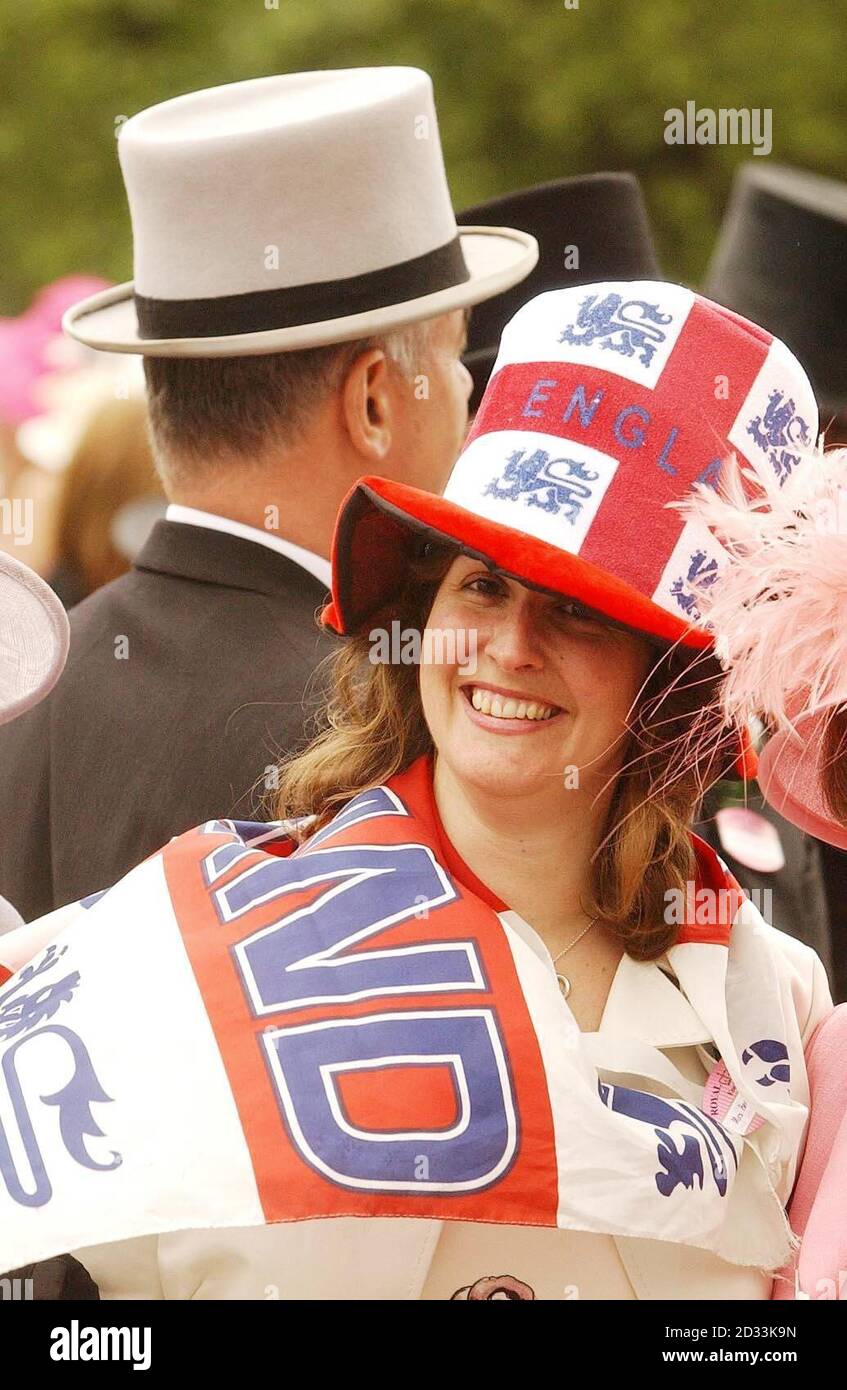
[679,444,847,849]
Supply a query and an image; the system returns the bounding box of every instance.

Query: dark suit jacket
[0,521,336,921]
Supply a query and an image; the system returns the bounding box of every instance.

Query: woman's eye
[553,601,599,625]
[462,574,504,598]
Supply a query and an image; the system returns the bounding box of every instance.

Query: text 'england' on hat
[63,68,537,356]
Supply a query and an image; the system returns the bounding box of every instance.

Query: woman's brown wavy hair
[274,541,741,962]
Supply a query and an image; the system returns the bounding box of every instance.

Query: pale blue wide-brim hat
[0,551,69,725]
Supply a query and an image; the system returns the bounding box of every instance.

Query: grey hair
[377,318,433,377]
[143,318,434,488]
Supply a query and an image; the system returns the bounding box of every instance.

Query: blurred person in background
[0,67,536,922]
[47,395,164,610]
[0,276,111,578]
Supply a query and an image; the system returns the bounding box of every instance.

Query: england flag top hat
[322,279,818,655]
[63,68,537,357]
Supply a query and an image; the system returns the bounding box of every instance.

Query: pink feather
[673,447,847,735]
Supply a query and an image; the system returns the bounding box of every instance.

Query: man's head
[144,308,471,523]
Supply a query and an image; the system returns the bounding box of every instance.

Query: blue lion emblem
[0,945,79,1040]
[741,1039,790,1088]
[485,448,601,523]
[559,293,674,368]
[746,390,811,484]
[670,548,720,618]
[0,945,120,1207]
[599,1080,736,1198]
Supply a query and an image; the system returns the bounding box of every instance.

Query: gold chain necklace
[552,916,599,999]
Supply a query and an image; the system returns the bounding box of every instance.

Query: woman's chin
[440,740,559,800]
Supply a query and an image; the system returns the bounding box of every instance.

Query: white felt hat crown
[64,68,537,356]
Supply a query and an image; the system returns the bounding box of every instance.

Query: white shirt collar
[165,504,332,589]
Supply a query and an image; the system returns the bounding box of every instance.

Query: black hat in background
[457,172,663,411]
[706,163,847,416]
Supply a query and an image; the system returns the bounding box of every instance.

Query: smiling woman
[259,281,834,1299]
[39,282,834,1304]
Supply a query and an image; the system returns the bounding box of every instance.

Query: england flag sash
[0,756,810,1271]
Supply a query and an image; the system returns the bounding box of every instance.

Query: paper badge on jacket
[703,1059,766,1135]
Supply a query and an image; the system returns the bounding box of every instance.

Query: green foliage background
[1,0,844,311]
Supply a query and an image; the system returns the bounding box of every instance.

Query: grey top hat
[63,69,538,357]
[706,163,847,414]
[457,173,662,410]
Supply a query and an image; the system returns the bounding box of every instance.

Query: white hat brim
[0,552,70,725]
[62,227,538,356]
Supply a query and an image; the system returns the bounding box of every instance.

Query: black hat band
[135,235,470,340]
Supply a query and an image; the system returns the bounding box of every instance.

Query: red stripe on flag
[164,762,561,1228]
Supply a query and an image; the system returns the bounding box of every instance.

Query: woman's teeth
[468,687,558,721]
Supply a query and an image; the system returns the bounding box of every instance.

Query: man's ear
[340,348,395,462]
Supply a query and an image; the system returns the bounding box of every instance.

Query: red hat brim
[322,475,714,648]
[321,476,757,781]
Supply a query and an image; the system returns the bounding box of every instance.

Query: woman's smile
[459,680,567,734]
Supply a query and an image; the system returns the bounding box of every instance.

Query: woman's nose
[483,605,544,670]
